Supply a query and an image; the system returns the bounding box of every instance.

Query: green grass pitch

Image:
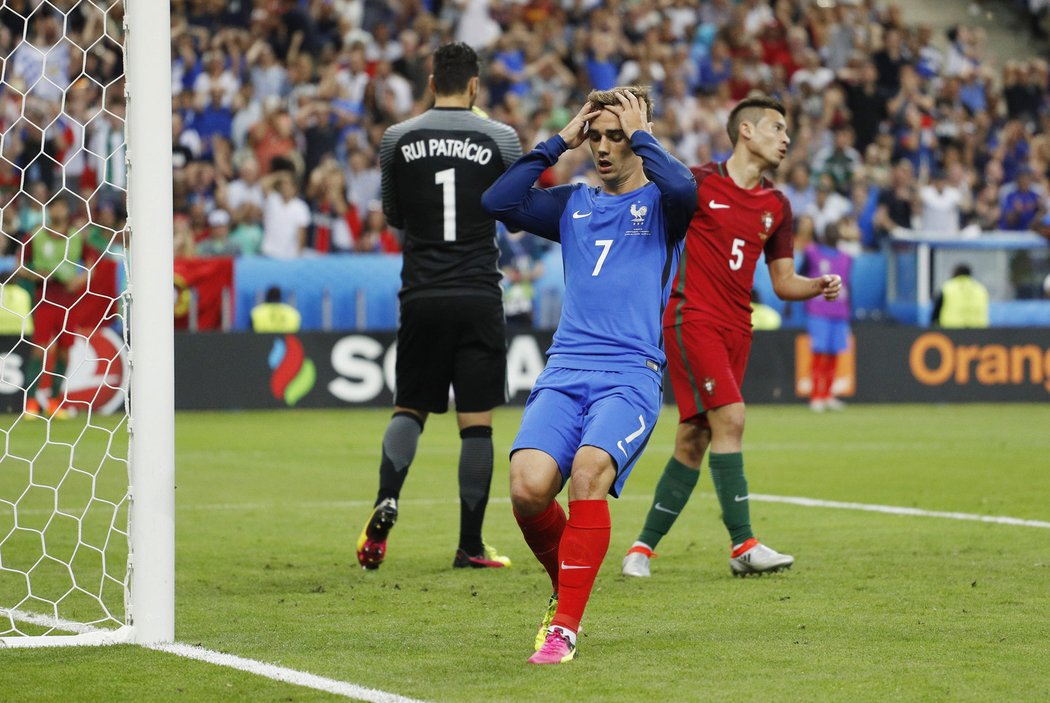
[2,403,1049,702]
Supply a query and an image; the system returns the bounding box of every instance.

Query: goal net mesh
[0,0,130,640]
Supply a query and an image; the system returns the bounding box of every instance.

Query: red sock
[812,353,831,401]
[809,353,821,400]
[825,353,839,397]
[514,500,566,592]
[551,500,610,634]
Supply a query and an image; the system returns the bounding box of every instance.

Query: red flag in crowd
[72,256,119,334]
[173,257,234,330]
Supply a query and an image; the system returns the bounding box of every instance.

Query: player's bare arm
[815,273,843,300]
[259,171,286,194]
[558,102,601,150]
[768,257,842,301]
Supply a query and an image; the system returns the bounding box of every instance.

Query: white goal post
[0,0,173,648]
[125,0,175,647]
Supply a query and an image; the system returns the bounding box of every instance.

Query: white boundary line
[748,493,1050,529]
[0,610,133,648]
[147,643,430,703]
[1,610,428,702]
[4,609,102,635]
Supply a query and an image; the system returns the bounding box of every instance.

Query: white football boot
[729,538,794,576]
[621,541,655,577]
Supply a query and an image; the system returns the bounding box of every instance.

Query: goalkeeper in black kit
[355,42,523,570]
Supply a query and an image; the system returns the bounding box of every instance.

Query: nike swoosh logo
[560,561,592,570]
[708,200,730,209]
[572,210,591,219]
[653,502,680,515]
[616,415,647,459]
[734,495,749,502]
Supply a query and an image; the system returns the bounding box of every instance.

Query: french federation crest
[758,211,774,240]
[631,203,648,225]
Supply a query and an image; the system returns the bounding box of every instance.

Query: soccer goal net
[0,0,172,647]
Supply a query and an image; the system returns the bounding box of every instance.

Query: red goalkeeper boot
[356,498,398,570]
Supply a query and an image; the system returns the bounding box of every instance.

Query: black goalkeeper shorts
[395,296,508,414]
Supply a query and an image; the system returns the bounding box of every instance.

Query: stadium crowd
[163,0,1048,263]
[0,0,1048,306]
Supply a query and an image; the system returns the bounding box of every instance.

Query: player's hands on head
[608,90,651,139]
[819,274,842,301]
[559,102,602,150]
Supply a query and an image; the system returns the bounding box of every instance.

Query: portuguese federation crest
[703,377,716,395]
[759,211,774,240]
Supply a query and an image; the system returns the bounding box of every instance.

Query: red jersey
[665,162,795,333]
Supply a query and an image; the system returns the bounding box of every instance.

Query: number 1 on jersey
[435,167,456,241]
[592,239,613,276]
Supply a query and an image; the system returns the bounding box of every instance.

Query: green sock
[25,354,42,400]
[52,355,67,400]
[709,452,753,545]
[637,457,700,549]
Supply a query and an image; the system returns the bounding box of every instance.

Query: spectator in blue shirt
[783,162,816,217]
[191,87,234,158]
[999,167,1042,230]
[585,33,619,91]
[697,38,733,93]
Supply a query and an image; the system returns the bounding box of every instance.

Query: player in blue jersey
[482,87,697,664]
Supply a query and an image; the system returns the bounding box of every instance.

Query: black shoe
[356,498,398,570]
[452,542,511,569]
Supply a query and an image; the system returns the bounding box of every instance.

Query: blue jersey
[482,132,696,378]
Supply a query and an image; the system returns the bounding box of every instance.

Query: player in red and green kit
[622,95,842,578]
[18,197,90,419]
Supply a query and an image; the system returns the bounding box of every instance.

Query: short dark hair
[587,85,654,122]
[953,264,972,277]
[265,286,283,303]
[432,42,480,96]
[727,95,786,146]
[823,220,842,248]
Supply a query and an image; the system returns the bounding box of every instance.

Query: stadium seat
[532,248,565,329]
[988,301,1050,327]
[851,253,888,321]
[234,255,402,331]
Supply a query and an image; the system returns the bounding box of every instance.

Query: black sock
[376,412,424,505]
[457,425,493,555]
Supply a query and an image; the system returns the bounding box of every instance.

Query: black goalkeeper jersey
[379,107,522,302]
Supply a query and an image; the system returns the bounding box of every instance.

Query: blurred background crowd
[172,0,1050,267]
[163,0,1050,261]
[0,0,1048,325]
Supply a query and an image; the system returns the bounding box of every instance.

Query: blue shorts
[807,317,850,355]
[511,367,662,498]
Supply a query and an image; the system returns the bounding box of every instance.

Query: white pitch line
[748,493,1050,529]
[2,609,104,635]
[2,613,429,702]
[147,643,430,703]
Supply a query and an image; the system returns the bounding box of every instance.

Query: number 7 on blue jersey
[592,239,613,276]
